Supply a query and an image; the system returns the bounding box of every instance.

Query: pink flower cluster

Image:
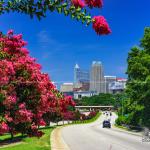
[0,122,9,135]
[63,111,75,120]
[72,0,85,8]
[0,60,15,86]
[14,108,33,124]
[72,0,103,8]
[70,0,111,35]
[85,0,103,8]
[3,95,17,108]
[0,30,75,137]
[93,16,111,35]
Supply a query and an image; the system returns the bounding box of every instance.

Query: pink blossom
[0,122,9,135]
[7,29,13,35]
[0,30,75,137]
[72,0,85,8]
[85,0,103,8]
[92,16,111,35]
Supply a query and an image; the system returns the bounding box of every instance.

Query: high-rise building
[74,63,80,83]
[74,63,90,91]
[104,76,117,93]
[90,61,105,93]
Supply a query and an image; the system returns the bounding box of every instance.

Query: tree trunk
[10,132,14,140]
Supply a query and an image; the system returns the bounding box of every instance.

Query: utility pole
[121,96,124,117]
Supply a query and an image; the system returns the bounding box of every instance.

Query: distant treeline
[74,93,124,109]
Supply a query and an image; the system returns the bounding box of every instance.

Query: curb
[51,126,70,150]
[0,142,22,149]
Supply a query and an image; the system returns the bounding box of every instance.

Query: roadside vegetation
[115,27,150,130]
[0,127,55,150]
[0,110,101,149]
[71,112,101,124]
[74,93,123,109]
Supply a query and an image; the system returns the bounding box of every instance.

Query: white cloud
[37,30,55,45]
[37,30,70,59]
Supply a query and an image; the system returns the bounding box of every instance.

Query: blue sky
[0,0,150,84]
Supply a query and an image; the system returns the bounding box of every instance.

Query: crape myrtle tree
[125,27,150,128]
[0,0,111,35]
[0,30,75,137]
[0,0,111,138]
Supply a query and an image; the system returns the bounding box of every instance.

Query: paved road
[61,112,150,150]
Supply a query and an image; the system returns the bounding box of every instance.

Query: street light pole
[122,97,123,117]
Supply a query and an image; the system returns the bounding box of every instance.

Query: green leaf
[85,15,91,19]
[86,20,91,26]
[48,4,55,12]
[70,5,75,10]
[71,14,75,19]
[77,15,80,21]
[56,7,62,13]
[62,2,67,7]
[82,18,85,24]
[76,7,81,12]
[64,10,69,16]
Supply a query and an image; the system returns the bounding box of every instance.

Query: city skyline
[1,0,149,84]
[54,61,126,85]
[58,61,127,93]
[59,61,127,95]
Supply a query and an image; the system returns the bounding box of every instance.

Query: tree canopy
[75,93,121,108]
[0,0,111,35]
[123,27,150,128]
[0,30,75,137]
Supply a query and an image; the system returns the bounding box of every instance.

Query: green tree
[126,27,150,128]
[78,93,116,106]
[0,0,111,35]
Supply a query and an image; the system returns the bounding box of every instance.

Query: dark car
[102,120,111,128]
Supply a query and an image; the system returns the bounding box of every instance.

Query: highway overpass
[75,105,114,111]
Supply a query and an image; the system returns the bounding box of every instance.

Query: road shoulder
[51,126,70,150]
[112,125,142,137]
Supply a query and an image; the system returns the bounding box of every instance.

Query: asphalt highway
[61,112,150,150]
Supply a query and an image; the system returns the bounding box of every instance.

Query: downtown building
[74,63,90,91]
[109,78,127,94]
[74,63,89,84]
[60,62,127,99]
[104,76,117,93]
[90,61,105,94]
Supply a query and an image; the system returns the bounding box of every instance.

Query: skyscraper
[74,63,89,83]
[74,63,90,91]
[90,61,105,93]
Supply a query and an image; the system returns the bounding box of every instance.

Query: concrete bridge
[75,105,114,111]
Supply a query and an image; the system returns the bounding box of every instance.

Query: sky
[0,0,150,85]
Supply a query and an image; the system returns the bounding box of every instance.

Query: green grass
[0,127,55,150]
[71,112,101,125]
[114,124,142,133]
[0,112,101,149]
[114,124,129,131]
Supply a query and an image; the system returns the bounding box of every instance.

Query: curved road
[61,112,150,150]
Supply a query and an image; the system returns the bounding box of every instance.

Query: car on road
[102,120,111,128]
